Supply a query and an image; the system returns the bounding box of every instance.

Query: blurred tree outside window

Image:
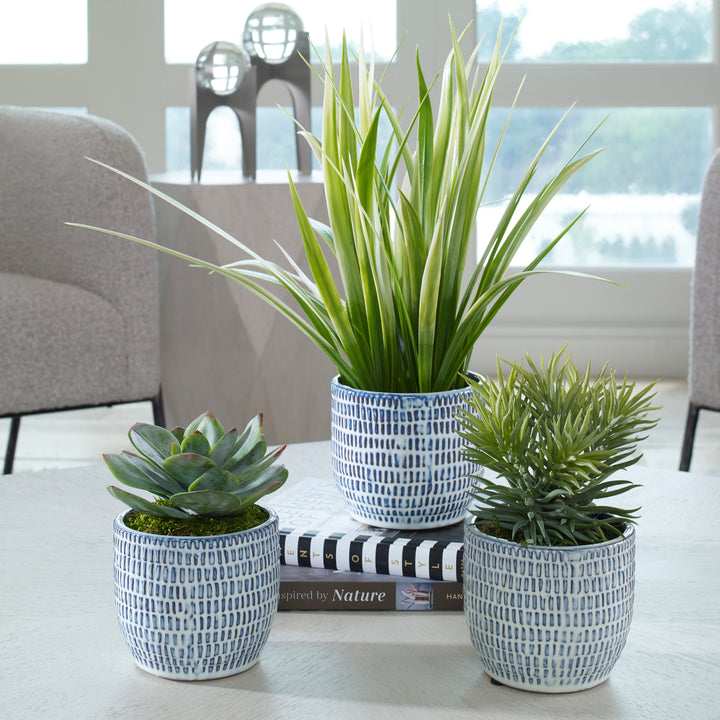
[474,1,712,266]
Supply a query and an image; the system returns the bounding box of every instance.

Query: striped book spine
[280,529,463,581]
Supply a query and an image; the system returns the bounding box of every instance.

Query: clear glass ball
[196,41,250,96]
[244,3,304,64]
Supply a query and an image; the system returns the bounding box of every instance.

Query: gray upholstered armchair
[680,149,720,471]
[0,106,163,473]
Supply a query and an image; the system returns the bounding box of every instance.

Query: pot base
[134,656,261,681]
[485,670,609,694]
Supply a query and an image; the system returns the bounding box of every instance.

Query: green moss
[474,518,517,543]
[124,504,268,536]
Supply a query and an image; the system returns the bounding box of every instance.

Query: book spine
[280,531,464,581]
[278,578,464,611]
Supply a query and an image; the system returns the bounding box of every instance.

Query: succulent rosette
[105,412,287,518]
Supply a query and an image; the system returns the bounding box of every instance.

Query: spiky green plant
[70,20,606,393]
[456,348,659,546]
[105,412,287,519]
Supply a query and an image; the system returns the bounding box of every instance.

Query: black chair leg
[151,388,166,428]
[3,416,21,475]
[679,402,700,471]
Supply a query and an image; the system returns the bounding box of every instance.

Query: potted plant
[73,21,605,529]
[106,411,288,681]
[456,347,658,693]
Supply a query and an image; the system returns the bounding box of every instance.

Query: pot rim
[464,515,635,552]
[331,372,481,399]
[113,504,278,540]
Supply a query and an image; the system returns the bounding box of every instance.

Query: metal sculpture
[190,4,311,181]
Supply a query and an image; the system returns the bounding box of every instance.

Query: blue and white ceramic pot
[464,520,636,693]
[113,507,280,680]
[330,375,480,529]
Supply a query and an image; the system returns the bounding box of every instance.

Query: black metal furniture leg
[3,416,21,475]
[679,402,700,471]
[151,388,166,428]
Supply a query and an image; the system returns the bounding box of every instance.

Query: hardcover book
[266,476,465,581]
[278,564,463,611]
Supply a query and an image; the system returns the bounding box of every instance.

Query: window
[0,0,87,64]
[479,107,712,266]
[476,0,713,266]
[476,0,711,62]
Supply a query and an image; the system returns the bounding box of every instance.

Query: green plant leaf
[129,423,179,467]
[229,464,289,505]
[180,430,211,457]
[187,465,241,493]
[185,411,225,448]
[356,107,381,210]
[233,444,287,483]
[162,453,215,488]
[229,437,267,474]
[107,485,191,519]
[208,428,240,468]
[228,414,263,464]
[103,451,186,496]
[309,218,335,251]
[169,490,245,517]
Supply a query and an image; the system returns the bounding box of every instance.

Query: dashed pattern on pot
[464,522,635,693]
[113,509,279,680]
[331,376,480,529]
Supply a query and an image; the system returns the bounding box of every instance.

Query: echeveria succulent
[105,412,287,518]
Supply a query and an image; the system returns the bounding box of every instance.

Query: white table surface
[2,441,718,720]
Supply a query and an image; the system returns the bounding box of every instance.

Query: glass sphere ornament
[244,3,304,64]
[196,41,251,96]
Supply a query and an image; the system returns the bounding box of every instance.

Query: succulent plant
[456,347,659,546]
[105,412,287,519]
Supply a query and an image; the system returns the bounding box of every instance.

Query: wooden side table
[151,171,335,445]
